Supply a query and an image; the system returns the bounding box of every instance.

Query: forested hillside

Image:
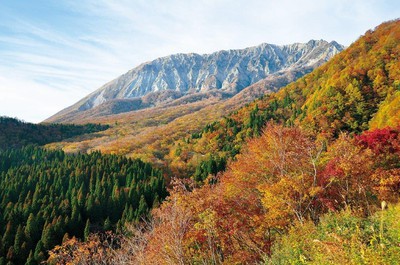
[166,18,400,179]
[49,124,400,264]
[47,19,400,264]
[0,146,167,265]
[0,117,108,149]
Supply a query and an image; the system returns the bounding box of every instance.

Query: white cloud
[0,74,80,122]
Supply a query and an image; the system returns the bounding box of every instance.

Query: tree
[41,224,57,251]
[104,217,112,231]
[136,195,149,219]
[2,222,14,253]
[33,240,45,263]
[24,251,35,265]
[84,219,90,241]
[13,225,26,263]
[24,214,39,248]
[320,133,375,212]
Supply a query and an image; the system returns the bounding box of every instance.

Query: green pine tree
[84,219,90,241]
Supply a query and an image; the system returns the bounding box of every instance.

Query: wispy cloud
[0,0,399,122]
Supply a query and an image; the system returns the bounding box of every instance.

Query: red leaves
[357,126,400,155]
[319,158,344,186]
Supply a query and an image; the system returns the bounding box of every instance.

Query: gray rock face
[46,40,343,122]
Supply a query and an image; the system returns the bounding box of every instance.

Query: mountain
[46,40,343,123]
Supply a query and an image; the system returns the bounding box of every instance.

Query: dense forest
[0,146,167,265]
[48,124,400,264]
[46,19,400,264]
[0,117,109,149]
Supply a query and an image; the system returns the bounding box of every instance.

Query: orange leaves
[228,124,323,227]
[319,134,375,210]
[55,125,397,264]
[230,124,314,182]
[48,232,121,265]
[147,198,193,265]
[371,168,400,202]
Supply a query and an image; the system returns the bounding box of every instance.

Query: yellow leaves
[373,70,388,90]
[370,168,400,202]
[193,208,218,245]
[259,182,292,228]
[345,83,363,106]
[259,173,317,227]
[370,90,400,129]
[309,186,323,197]
[197,208,217,228]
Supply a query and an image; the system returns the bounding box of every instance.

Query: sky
[0,0,399,123]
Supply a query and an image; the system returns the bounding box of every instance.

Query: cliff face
[46,40,343,123]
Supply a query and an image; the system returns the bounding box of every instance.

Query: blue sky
[0,0,399,123]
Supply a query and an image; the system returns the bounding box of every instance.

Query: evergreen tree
[136,195,149,219]
[33,240,45,263]
[24,251,35,265]
[84,219,90,241]
[104,217,112,231]
[12,225,25,263]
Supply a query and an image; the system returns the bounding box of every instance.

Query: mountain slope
[43,65,329,174]
[46,40,343,123]
[167,19,400,172]
[0,116,108,149]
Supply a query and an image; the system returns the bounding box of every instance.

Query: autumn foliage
[42,19,400,264]
[51,123,399,264]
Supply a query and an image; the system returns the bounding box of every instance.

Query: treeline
[0,116,109,149]
[0,146,167,265]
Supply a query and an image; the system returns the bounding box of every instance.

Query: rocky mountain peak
[45,40,344,123]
